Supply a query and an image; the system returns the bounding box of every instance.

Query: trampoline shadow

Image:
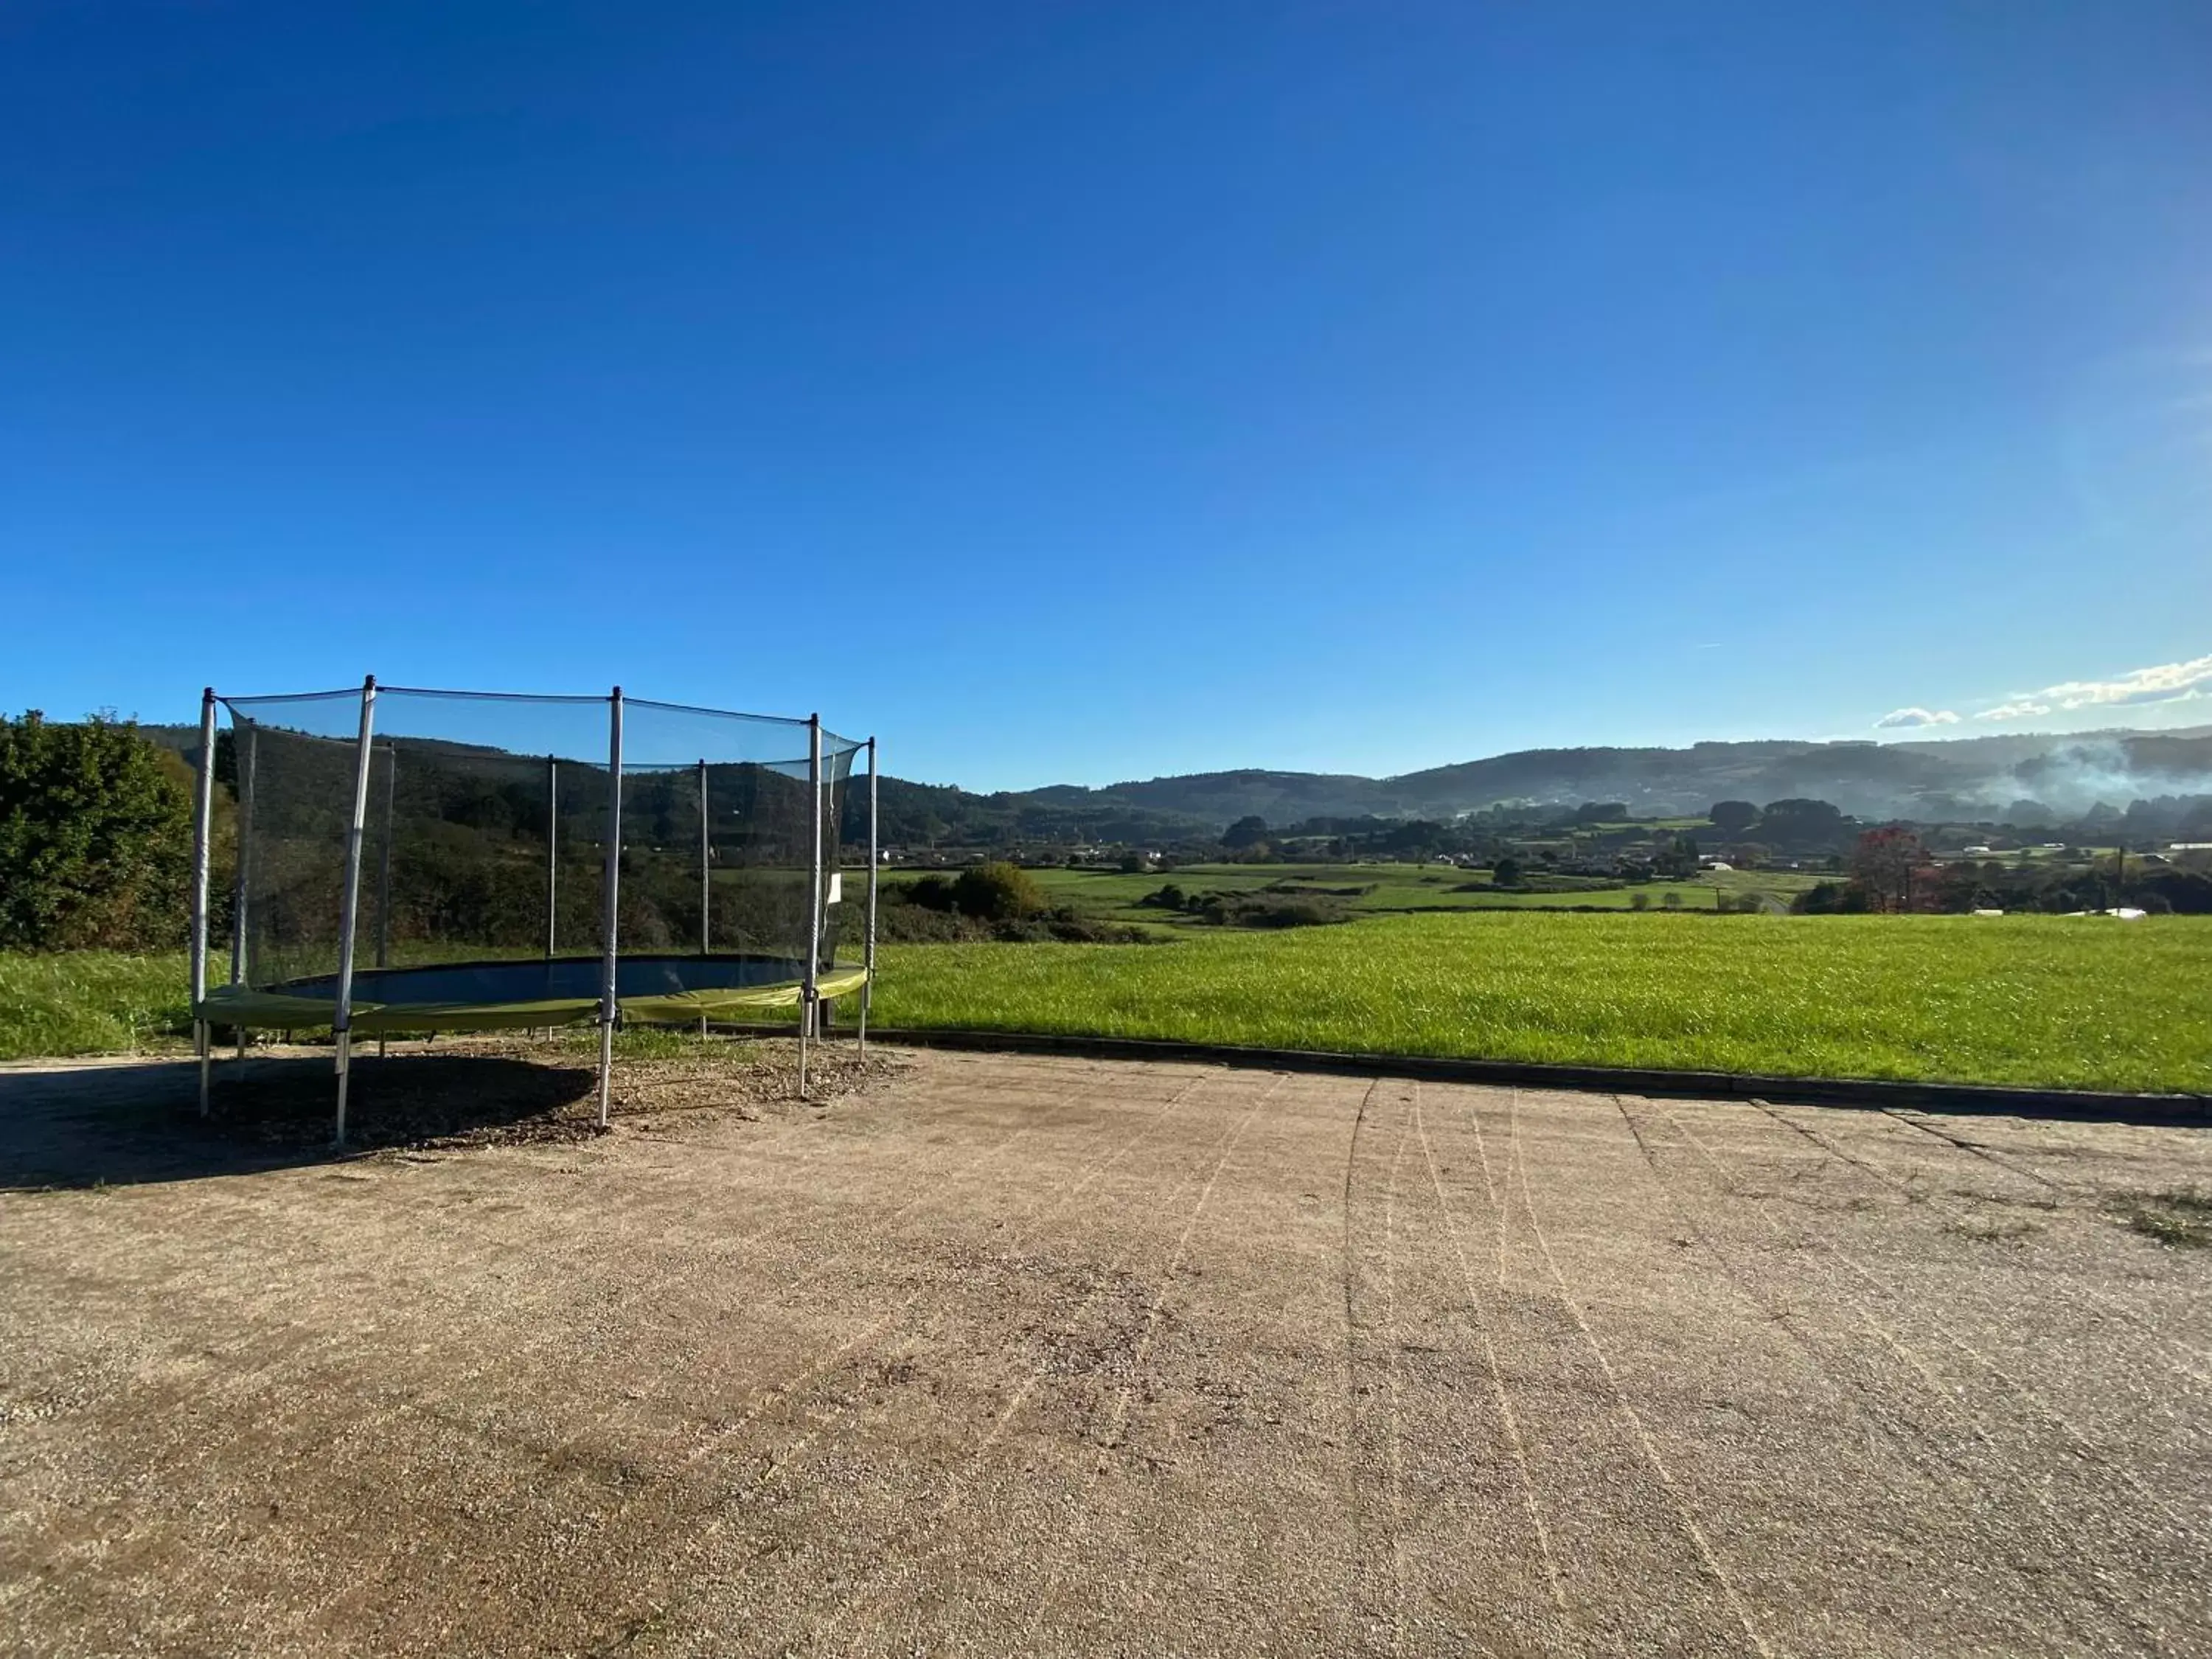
[0,1053,601,1190]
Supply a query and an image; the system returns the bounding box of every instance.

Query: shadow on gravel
[0,1054,601,1190]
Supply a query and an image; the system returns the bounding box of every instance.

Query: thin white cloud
[1880,653,2212,734]
[1949,652,2211,726]
[2031,652,2212,710]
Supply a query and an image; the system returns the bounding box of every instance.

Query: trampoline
[185,681,877,1144]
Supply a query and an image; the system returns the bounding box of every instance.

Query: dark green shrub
[872,902,976,942]
[1194,893,1347,929]
[902,873,958,911]
[951,860,1045,921]
[0,712,195,951]
[1791,880,1868,914]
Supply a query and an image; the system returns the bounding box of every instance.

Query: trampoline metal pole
[801,714,821,1098]
[332,676,380,1149]
[190,688,217,1118]
[542,754,557,1044]
[698,757,709,1038]
[861,736,877,1059]
[805,721,823,1097]
[598,689,624,1127]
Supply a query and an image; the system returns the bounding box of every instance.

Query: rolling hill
[900,726,2212,835]
[139,720,2212,840]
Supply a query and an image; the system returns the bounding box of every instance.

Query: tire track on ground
[552,1061,1193,1464]
[1510,1090,1776,1659]
[526,1107,1042,1444]
[835,1073,1287,1654]
[318,1102,1061,1643]
[1669,1106,2205,1569]
[1339,1074,1382,1653]
[1337,1078,1411,1655]
[1494,1084,1516,1287]
[1658,1106,2079,1535]
[1380,1089,1411,1658]
[1412,1083,1571,1623]
[1754,1100,2212,1386]
[1615,1096,1984,1472]
[72,1106,869,1576]
[607,1066,1240,1652]
[1615,1096,2171,1655]
[1879,1107,2070,1191]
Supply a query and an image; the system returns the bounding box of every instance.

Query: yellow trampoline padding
[196,966,870,1034]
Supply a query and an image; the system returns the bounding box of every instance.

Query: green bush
[1792,880,1868,915]
[1197,893,1349,929]
[0,713,195,951]
[874,896,1151,945]
[872,900,978,942]
[950,860,1046,921]
[902,873,959,911]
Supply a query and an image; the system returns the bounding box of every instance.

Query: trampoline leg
[196,1021,210,1118]
[235,1026,246,1062]
[798,997,810,1099]
[334,1030,351,1150]
[597,1018,613,1127]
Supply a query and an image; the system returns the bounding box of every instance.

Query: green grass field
[8,913,2205,1093]
[0,950,193,1062]
[867,914,2212,1095]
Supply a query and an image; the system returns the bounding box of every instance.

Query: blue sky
[4,2,2208,790]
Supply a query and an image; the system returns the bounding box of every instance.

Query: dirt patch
[1,1051,2208,1656]
[2112,1183,2212,1249]
[189,1037,907,1153]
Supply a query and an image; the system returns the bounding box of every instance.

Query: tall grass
[10,915,2209,1094]
[0,950,192,1061]
[871,914,2212,1095]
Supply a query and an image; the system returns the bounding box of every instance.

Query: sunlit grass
[0,950,192,1060]
[872,914,2212,1094]
[9,914,2208,1094]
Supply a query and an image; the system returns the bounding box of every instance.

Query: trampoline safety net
[197,685,869,1034]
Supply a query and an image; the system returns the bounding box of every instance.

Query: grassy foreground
[870,914,2212,1095]
[0,950,192,1062]
[4,915,2208,1093]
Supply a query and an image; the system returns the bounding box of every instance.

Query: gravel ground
[1,1044,2208,1657]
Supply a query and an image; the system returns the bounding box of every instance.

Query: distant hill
[953,726,2212,832]
[137,720,2212,839]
